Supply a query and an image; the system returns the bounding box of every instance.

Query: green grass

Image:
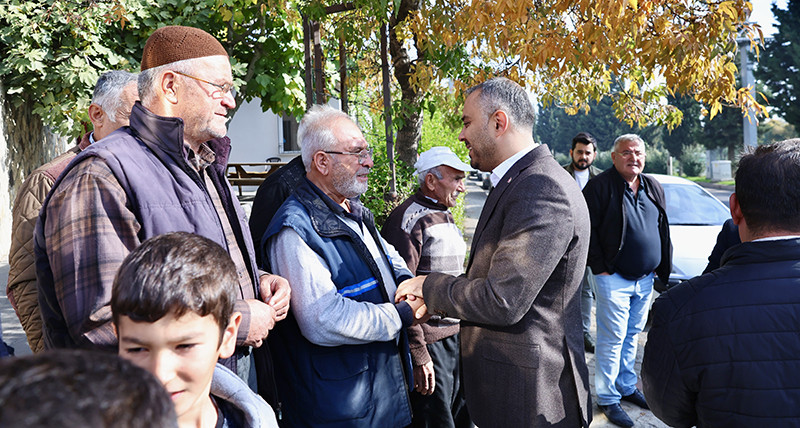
[684,176,735,186]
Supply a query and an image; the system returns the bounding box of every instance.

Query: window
[280,114,300,153]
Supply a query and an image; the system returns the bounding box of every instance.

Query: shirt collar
[490,145,536,188]
[412,190,449,211]
[753,235,800,242]
[186,142,216,172]
[624,174,646,193]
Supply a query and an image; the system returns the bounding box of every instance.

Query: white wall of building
[226,98,342,164]
[226,99,297,163]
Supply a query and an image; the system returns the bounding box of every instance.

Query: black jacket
[582,167,672,284]
[249,155,306,265]
[702,218,740,274]
[642,238,800,427]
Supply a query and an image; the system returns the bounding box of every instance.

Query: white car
[651,174,731,291]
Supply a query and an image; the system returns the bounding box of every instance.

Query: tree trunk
[3,94,68,201]
[389,0,423,167]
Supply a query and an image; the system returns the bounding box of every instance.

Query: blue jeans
[593,271,653,405]
[580,267,596,335]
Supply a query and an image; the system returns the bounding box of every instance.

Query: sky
[750,0,788,37]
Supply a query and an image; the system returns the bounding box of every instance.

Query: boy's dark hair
[111,232,237,342]
[0,349,177,428]
[735,139,800,235]
[571,132,597,151]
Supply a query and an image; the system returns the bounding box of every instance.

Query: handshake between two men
[396,276,431,323]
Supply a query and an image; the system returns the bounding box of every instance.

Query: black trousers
[410,334,472,428]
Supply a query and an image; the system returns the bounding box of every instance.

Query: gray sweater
[382,191,465,365]
[212,363,278,428]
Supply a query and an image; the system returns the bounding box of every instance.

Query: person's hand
[395,276,426,303]
[403,294,431,324]
[413,361,436,395]
[259,274,291,321]
[243,299,276,348]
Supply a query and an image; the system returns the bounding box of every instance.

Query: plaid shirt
[193,144,254,296]
[42,143,255,348]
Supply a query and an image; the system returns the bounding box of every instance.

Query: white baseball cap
[414,146,475,175]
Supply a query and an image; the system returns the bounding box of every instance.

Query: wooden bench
[227,162,287,196]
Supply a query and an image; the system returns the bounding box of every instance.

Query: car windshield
[662,183,730,226]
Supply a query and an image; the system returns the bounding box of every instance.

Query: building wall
[227,99,297,163]
[226,98,342,164]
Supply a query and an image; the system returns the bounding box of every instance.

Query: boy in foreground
[111,232,278,428]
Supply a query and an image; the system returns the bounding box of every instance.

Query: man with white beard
[261,105,425,427]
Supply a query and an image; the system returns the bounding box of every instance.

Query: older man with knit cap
[381,146,474,428]
[33,26,289,392]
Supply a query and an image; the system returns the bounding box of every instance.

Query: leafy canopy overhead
[404,0,766,128]
[0,0,304,138]
[0,0,768,139]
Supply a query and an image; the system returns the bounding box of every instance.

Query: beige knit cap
[141,25,228,71]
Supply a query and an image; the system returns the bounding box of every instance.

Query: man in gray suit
[397,77,592,427]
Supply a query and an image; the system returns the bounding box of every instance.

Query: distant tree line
[538,0,800,177]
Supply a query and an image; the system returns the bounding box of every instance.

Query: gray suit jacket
[424,145,592,427]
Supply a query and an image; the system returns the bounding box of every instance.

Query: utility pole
[738,30,758,150]
[380,21,397,202]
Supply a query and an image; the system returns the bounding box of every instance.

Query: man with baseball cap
[34,26,289,391]
[382,146,474,427]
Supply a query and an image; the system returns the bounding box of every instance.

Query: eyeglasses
[172,71,236,99]
[617,150,646,158]
[324,147,374,165]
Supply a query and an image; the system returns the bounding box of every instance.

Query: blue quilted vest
[262,178,413,427]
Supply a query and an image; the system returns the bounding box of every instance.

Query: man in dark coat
[642,139,800,427]
[563,131,602,353]
[582,134,671,428]
[397,77,592,428]
[249,155,305,264]
[702,218,740,274]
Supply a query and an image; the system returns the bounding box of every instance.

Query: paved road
[0,262,31,356]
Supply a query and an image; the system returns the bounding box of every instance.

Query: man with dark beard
[564,132,601,189]
[563,131,602,353]
[261,105,426,427]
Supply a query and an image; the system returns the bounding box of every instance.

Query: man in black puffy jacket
[642,139,800,427]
